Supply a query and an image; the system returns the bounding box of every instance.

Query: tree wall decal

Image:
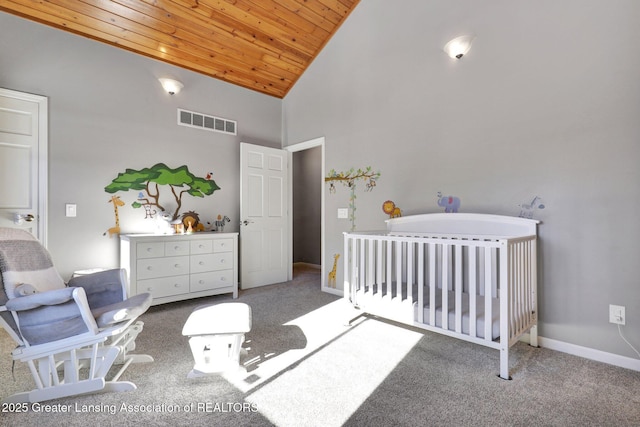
[325,166,380,231]
[105,163,220,221]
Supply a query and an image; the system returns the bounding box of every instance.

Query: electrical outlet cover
[609,304,625,325]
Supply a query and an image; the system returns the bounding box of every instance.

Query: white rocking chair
[0,228,153,403]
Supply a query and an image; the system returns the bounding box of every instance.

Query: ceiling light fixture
[159,78,184,95]
[443,35,475,59]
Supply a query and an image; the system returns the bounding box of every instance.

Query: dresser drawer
[137,275,189,299]
[190,252,233,273]
[213,239,233,253]
[190,240,213,255]
[190,270,234,292]
[165,241,189,256]
[137,256,189,279]
[137,242,165,259]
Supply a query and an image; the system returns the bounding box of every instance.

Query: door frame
[286,137,337,294]
[0,88,48,246]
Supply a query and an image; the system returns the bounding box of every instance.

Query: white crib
[343,213,539,379]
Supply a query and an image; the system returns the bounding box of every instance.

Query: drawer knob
[199,261,205,265]
[199,280,205,284]
[147,266,153,270]
[220,259,225,263]
[174,245,180,250]
[174,264,181,268]
[147,248,152,252]
[199,244,204,248]
[147,287,152,291]
[174,283,181,288]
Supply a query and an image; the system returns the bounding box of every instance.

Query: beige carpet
[1,265,639,426]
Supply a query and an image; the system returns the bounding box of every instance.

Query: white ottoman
[182,302,252,378]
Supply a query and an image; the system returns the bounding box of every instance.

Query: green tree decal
[105,163,220,220]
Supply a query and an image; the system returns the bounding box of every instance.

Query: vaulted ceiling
[0,0,360,98]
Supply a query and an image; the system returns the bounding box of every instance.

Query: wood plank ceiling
[0,0,360,98]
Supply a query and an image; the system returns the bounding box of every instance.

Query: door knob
[241,220,254,226]
[13,213,35,224]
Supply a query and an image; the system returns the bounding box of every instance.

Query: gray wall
[283,0,640,359]
[293,147,322,265]
[0,13,281,279]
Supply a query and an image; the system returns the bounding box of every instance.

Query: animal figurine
[181,211,201,234]
[104,195,125,237]
[214,215,230,232]
[437,192,461,213]
[155,211,173,234]
[194,221,212,232]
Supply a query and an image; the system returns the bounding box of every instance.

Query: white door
[0,88,48,244]
[240,142,288,288]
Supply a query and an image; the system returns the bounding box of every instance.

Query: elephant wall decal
[437,192,461,213]
[518,196,545,219]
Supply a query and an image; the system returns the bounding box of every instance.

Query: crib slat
[386,240,393,300]
[376,238,383,298]
[469,246,477,338]
[417,243,424,324]
[484,247,492,341]
[429,243,436,326]
[367,239,374,293]
[396,240,403,300]
[442,244,449,330]
[407,242,414,305]
[359,238,366,295]
[454,245,463,333]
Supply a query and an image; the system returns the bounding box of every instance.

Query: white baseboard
[321,286,343,296]
[537,336,640,372]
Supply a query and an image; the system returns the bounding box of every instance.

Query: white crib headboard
[385,213,539,237]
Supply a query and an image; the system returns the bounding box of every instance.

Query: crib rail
[343,230,538,378]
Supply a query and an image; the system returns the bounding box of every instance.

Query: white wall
[0,13,282,279]
[283,0,640,359]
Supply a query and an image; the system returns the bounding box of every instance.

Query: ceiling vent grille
[177,108,237,135]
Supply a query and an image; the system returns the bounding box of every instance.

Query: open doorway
[287,137,326,291]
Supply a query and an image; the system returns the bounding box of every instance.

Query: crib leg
[499,348,512,380]
[529,325,539,348]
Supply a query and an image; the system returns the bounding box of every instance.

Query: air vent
[177,108,237,135]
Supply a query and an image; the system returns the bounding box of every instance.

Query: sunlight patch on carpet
[223,298,358,391]
[244,318,422,427]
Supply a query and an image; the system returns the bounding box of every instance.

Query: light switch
[66,203,77,217]
[337,208,349,219]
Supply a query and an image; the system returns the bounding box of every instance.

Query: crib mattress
[354,284,500,340]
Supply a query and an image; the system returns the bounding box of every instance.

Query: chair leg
[4,342,148,403]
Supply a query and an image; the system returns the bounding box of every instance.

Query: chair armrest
[92,292,152,328]
[67,268,128,309]
[6,287,99,346]
[6,287,77,311]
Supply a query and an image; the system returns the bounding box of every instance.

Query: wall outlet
[337,208,349,219]
[609,304,625,325]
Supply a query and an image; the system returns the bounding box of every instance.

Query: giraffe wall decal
[104,195,126,237]
[328,253,340,288]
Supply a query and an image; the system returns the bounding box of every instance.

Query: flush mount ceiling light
[158,78,184,95]
[443,35,475,59]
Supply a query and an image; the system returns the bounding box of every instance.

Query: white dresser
[120,232,238,305]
